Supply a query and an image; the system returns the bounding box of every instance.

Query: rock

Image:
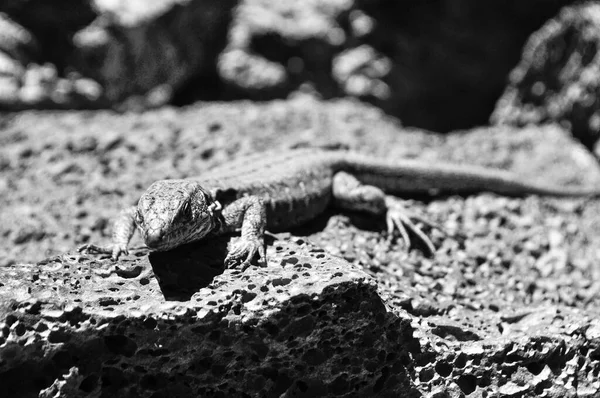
[2,99,600,396]
[2,99,600,267]
[0,11,39,65]
[219,0,577,131]
[0,2,99,110]
[492,3,600,149]
[71,0,236,108]
[1,232,600,396]
[0,239,419,397]
[0,0,580,130]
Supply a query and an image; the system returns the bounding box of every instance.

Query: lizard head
[135,180,222,251]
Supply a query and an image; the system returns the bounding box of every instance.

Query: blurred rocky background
[0,0,591,135]
[3,1,600,397]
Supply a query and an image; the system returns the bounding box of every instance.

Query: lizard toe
[386,211,411,248]
[257,244,267,266]
[78,243,127,260]
[385,205,436,257]
[78,243,113,256]
[111,245,129,261]
[225,238,264,270]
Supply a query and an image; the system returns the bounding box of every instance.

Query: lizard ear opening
[208,200,222,217]
[134,208,143,225]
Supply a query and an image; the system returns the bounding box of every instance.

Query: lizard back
[195,149,344,230]
[190,148,600,230]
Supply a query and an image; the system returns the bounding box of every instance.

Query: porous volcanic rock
[2,226,600,396]
[2,98,600,267]
[492,2,600,149]
[1,238,420,397]
[2,99,600,396]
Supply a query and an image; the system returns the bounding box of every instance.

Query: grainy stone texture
[492,3,600,149]
[0,0,581,131]
[2,99,600,396]
[3,98,600,267]
[1,239,420,397]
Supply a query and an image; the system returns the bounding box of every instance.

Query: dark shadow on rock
[289,208,383,235]
[287,208,337,235]
[149,235,230,301]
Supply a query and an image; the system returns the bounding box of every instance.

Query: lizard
[79,147,600,269]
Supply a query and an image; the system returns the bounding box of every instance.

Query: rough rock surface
[3,236,600,397]
[1,239,420,397]
[492,2,600,149]
[2,98,600,396]
[0,0,581,131]
[3,97,600,267]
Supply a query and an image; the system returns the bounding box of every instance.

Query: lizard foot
[225,237,266,271]
[385,199,447,257]
[78,243,128,261]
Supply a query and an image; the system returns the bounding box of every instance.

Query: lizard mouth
[144,232,163,249]
[143,225,213,252]
[145,241,162,251]
[144,234,179,251]
[142,228,182,251]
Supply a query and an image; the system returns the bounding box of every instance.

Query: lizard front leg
[78,206,137,260]
[219,196,267,270]
[332,171,441,256]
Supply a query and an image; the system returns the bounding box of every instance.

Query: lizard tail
[337,154,600,197]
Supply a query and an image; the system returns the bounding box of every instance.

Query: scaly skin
[79,148,600,269]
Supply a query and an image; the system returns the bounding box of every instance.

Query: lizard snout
[144,230,163,249]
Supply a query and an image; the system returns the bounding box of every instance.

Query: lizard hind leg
[332,171,438,256]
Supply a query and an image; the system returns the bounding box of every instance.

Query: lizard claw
[385,200,439,257]
[78,243,128,261]
[225,237,266,271]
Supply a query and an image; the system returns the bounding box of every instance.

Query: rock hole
[241,291,257,303]
[79,374,98,393]
[104,335,138,357]
[52,350,73,368]
[272,278,292,287]
[526,361,545,375]
[435,361,453,377]
[456,374,477,394]
[296,380,308,392]
[418,368,434,382]
[143,317,157,329]
[373,367,389,393]
[208,122,221,133]
[454,353,467,368]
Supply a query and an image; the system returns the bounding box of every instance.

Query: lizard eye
[181,203,192,218]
